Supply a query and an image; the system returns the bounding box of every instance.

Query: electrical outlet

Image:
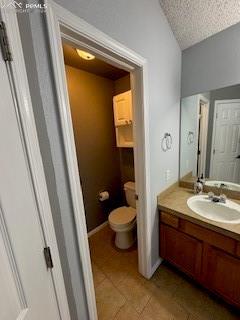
[165,169,171,181]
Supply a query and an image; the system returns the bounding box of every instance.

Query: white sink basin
[205,180,240,192]
[187,195,240,224]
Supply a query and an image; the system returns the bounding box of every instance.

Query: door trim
[45,1,152,319]
[0,5,71,320]
[210,99,240,178]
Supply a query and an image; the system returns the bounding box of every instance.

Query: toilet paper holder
[98,191,109,202]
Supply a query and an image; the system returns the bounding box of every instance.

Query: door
[113,90,132,126]
[211,100,240,183]
[160,224,202,279]
[203,245,240,307]
[0,39,62,320]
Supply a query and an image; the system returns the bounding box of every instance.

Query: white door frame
[210,99,240,178]
[0,4,70,320]
[45,1,152,319]
[197,95,209,177]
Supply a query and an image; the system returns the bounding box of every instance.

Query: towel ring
[187,131,194,144]
[161,133,172,152]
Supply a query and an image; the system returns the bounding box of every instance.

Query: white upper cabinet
[113,90,132,126]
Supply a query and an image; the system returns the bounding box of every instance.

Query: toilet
[108,181,137,249]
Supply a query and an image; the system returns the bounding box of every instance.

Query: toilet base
[115,229,136,249]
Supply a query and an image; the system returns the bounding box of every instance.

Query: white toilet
[108,181,137,249]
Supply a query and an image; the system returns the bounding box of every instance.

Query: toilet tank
[124,181,136,208]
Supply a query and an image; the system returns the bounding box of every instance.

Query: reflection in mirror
[180,84,240,192]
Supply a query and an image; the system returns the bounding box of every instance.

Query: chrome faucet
[208,192,227,204]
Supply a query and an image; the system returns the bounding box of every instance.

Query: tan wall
[65,65,123,231]
[114,74,131,95]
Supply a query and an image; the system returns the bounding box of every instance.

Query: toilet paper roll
[98,191,109,202]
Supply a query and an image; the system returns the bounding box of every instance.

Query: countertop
[157,186,240,241]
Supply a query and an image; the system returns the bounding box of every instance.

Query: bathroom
[5,2,240,320]
[63,43,138,250]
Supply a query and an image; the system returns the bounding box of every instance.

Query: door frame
[210,99,240,178]
[0,4,70,320]
[197,95,209,177]
[45,1,152,319]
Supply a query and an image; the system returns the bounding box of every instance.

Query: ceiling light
[76,49,95,60]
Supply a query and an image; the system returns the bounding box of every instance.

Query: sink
[187,195,240,224]
[205,180,240,192]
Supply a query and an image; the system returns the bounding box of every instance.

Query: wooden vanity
[158,187,240,309]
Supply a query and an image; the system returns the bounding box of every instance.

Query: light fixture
[76,49,95,60]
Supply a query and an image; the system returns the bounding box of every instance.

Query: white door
[211,100,240,183]
[0,40,62,320]
[113,90,132,126]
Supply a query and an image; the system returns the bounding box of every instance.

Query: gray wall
[182,22,240,98]
[66,65,123,232]
[206,84,240,176]
[18,0,181,319]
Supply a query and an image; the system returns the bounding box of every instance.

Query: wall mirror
[180,84,240,192]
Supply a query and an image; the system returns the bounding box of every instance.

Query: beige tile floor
[89,226,240,320]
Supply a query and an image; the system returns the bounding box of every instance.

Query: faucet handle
[219,194,227,203]
[208,192,214,199]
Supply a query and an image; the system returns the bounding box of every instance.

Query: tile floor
[88,225,240,320]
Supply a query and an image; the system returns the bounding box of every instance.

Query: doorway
[210,99,240,183]
[46,3,151,319]
[197,98,209,177]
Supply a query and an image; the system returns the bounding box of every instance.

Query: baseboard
[88,221,108,238]
[150,257,163,277]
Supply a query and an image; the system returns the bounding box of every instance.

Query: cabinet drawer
[161,212,179,228]
[180,220,236,255]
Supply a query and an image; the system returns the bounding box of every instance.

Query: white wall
[18,1,181,318]
[182,22,240,98]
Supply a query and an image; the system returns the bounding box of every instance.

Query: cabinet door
[113,91,132,126]
[160,224,202,279]
[203,245,240,306]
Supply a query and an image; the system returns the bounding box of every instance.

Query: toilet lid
[109,206,136,226]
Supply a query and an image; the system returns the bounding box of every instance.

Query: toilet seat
[109,206,136,229]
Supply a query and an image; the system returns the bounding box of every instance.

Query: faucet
[208,192,227,204]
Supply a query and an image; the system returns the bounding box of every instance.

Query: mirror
[180,84,240,192]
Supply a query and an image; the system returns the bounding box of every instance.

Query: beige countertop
[157,186,240,241]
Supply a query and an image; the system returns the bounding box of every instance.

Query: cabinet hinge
[44,247,54,269]
[0,21,12,62]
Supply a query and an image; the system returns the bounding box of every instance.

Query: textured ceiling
[159,0,240,50]
[63,43,128,80]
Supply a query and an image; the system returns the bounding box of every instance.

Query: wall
[206,84,240,176]
[17,0,181,318]
[65,65,123,232]
[182,22,240,98]
[180,95,198,178]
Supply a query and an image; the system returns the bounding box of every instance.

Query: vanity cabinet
[160,211,240,308]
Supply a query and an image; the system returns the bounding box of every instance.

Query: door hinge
[216,113,218,119]
[135,194,139,200]
[0,21,12,62]
[213,149,216,155]
[44,247,54,269]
